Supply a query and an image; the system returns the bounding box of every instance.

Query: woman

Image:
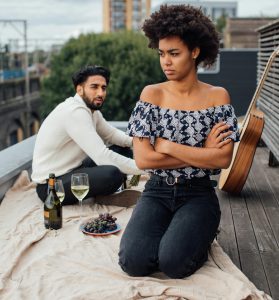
[118,4,239,279]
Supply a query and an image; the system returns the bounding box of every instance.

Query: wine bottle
[44,173,62,230]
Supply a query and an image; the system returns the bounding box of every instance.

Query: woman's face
[158,36,198,81]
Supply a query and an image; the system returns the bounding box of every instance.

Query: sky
[0,0,278,50]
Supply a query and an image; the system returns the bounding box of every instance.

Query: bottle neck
[48,178,55,190]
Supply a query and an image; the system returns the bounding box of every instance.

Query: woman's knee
[159,250,208,279]
[118,237,158,277]
[118,253,148,276]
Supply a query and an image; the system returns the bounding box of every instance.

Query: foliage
[216,15,227,34]
[41,31,165,120]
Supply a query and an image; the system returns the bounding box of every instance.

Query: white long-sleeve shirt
[31,94,142,184]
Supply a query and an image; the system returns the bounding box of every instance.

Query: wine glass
[55,179,65,203]
[71,173,89,225]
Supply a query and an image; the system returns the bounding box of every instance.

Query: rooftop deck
[217,146,279,299]
[0,135,278,298]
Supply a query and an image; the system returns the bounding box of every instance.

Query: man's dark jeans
[36,145,133,205]
[118,176,221,279]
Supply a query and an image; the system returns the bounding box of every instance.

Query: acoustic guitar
[218,46,279,194]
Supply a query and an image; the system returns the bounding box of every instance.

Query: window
[9,130,18,146]
[7,124,24,147]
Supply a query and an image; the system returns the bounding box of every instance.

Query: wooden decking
[217,146,279,299]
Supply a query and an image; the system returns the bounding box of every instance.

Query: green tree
[216,14,227,33]
[41,31,165,120]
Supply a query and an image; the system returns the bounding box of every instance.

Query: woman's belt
[149,174,217,188]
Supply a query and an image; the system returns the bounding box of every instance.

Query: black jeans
[36,145,133,206]
[118,175,221,279]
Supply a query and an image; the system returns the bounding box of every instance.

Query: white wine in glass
[71,185,89,200]
[55,179,65,203]
[71,173,89,225]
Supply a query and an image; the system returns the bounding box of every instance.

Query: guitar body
[218,46,279,194]
[218,109,264,194]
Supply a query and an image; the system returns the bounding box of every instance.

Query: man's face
[77,75,107,110]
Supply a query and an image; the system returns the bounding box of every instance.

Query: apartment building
[103,0,151,32]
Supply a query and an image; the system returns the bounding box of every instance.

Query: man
[32,65,143,205]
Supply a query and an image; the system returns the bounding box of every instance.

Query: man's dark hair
[142,5,219,67]
[72,65,110,88]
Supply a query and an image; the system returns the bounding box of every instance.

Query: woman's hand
[154,138,170,154]
[205,122,233,149]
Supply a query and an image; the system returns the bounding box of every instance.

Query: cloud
[0,0,103,40]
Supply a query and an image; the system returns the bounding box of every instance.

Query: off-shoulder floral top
[127,100,240,179]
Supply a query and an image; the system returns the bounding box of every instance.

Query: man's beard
[82,93,104,111]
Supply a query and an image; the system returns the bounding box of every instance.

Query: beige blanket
[0,171,272,300]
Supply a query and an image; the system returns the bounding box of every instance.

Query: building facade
[103,0,151,32]
[223,18,277,48]
[153,0,237,21]
[0,77,41,150]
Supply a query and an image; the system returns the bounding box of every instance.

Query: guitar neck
[240,46,279,132]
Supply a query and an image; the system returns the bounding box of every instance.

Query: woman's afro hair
[142,4,219,67]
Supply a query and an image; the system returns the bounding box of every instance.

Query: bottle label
[49,209,62,230]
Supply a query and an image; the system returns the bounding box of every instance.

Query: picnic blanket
[0,171,272,300]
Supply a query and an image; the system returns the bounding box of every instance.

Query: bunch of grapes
[84,213,117,233]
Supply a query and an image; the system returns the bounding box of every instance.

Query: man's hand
[205,122,233,149]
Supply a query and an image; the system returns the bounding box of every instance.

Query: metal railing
[0,121,128,202]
